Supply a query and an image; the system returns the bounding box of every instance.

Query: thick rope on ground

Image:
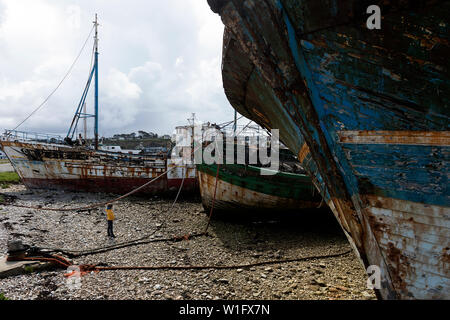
[11,248,353,276]
[35,166,192,257]
[92,249,352,272]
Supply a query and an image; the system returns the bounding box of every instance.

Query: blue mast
[66,15,100,146]
[94,14,99,150]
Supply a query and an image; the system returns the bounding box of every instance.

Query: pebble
[315,269,324,274]
[311,279,327,287]
[217,278,230,284]
[336,286,349,291]
[0,184,375,300]
[138,277,150,284]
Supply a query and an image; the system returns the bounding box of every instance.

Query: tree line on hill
[111,130,171,141]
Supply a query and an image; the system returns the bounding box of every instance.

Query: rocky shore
[0,184,376,300]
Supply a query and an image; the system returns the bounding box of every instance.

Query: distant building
[100,145,141,155]
[100,145,122,152]
[160,135,171,140]
[112,133,136,140]
[142,146,167,155]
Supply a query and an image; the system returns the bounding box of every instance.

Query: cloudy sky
[0,0,241,138]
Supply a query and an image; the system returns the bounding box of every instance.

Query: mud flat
[0,184,376,300]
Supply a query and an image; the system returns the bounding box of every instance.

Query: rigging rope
[217,115,244,129]
[11,25,95,132]
[235,120,254,136]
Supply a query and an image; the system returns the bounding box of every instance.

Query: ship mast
[233,110,237,135]
[66,15,100,145]
[94,14,99,150]
[83,102,87,140]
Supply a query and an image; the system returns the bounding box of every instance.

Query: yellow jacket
[106,209,115,221]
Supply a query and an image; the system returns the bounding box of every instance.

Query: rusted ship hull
[0,140,198,195]
[197,163,322,213]
[209,0,450,299]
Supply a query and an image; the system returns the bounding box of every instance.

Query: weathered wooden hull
[197,163,322,213]
[209,0,450,299]
[0,140,198,195]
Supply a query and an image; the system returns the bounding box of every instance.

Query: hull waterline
[197,163,322,213]
[0,140,198,196]
[209,0,450,299]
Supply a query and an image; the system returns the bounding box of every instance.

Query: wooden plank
[338,130,450,146]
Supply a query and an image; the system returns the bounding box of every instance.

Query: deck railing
[2,129,65,144]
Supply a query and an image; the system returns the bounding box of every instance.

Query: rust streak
[338,130,450,146]
[297,142,310,163]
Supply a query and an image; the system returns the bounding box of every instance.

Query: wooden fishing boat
[197,163,322,213]
[0,16,198,196]
[208,0,450,299]
[0,135,197,196]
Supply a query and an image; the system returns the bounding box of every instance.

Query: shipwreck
[0,15,197,196]
[208,0,449,299]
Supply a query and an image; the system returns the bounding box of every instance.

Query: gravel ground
[0,184,376,300]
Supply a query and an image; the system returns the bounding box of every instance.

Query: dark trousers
[107,220,115,237]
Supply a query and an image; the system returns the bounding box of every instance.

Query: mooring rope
[203,163,220,234]
[14,248,353,276]
[2,168,173,212]
[35,165,192,257]
[40,232,208,258]
[91,249,352,272]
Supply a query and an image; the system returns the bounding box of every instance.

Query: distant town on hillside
[109,130,171,141]
[101,130,173,152]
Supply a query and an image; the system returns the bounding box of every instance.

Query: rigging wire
[235,120,253,136]
[70,38,96,140]
[11,25,95,132]
[218,115,244,129]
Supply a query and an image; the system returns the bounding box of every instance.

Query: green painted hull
[197,163,322,212]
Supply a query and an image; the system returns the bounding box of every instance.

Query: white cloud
[175,56,184,68]
[0,0,239,137]
[104,68,142,100]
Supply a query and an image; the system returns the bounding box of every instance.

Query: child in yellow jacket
[106,204,116,238]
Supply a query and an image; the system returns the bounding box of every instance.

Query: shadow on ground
[206,207,348,255]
